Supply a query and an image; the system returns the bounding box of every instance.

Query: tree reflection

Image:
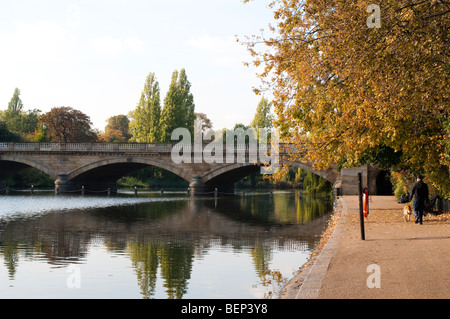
[128,241,159,298]
[0,242,19,279]
[0,192,333,298]
[158,244,194,299]
[251,242,272,278]
[128,240,194,299]
[235,191,333,224]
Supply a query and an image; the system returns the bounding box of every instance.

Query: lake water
[0,190,333,299]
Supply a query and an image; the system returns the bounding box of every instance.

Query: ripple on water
[0,195,186,219]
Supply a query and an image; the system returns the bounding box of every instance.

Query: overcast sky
[0,0,275,132]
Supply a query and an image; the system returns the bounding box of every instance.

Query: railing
[0,142,291,153]
[437,198,450,213]
[0,142,175,153]
[0,142,293,156]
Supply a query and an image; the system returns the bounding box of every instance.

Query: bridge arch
[0,155,58,180]
[64,156,192,191]
[67,156,192,182]
[197,160,339,196]
[201,161,338,185]
[201,162,261,185]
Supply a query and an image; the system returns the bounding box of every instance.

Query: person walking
[409,175,429,225]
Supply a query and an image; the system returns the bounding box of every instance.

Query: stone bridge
[0,142,382,195]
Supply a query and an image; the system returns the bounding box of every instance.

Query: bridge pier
[55,174,119,195]
[188,175,235,196]
[189,175,206,196]
[55,174,73,194]
[335,165,379,195]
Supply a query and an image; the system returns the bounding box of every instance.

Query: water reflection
[0,191,333,298]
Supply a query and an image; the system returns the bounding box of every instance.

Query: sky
[0,0,275,132]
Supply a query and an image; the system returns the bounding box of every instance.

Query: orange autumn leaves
[242,0,449,194]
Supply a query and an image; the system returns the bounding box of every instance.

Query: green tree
[251,97,274,141]
[251,97,273,130]
[33,123,51,142]
[159,69,195,142]
[303,171,332,195]
[1,109,40,139]
[8,88,23,113]
[0,121,20,142]
[129,73,161,143]
[1,88,40,140]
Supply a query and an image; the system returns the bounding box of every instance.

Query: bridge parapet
[0,142,287,155]
[0,142,174,153]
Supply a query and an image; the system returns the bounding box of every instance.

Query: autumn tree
[243,0,450,195]
[98,129,128,143]
[159,69,196,142]
[39,107,97,143]
[106,115,130,138]
[129,73,161,143]
[99,114,131,142]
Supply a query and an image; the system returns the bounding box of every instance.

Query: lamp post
[43,124,47,141]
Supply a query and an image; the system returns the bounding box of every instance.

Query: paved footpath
[285,195,450,299]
